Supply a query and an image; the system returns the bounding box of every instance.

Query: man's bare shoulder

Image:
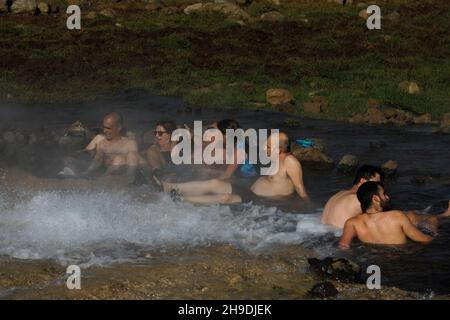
[383,210,409,222]
[285,154,301,166]
[344,215,359,226]
[86,134,106,149]
[92,134,107,147]
[93,133,106,140]
[383,210,406,217]
[340,190,357,199]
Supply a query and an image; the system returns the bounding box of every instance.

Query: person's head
[103,112,124,141]
[154,120,176,148]
[357,181,390,213]
[266,131,290,157]
[353,165,384,186]
[217,119,241,145]
[217,119,240,135]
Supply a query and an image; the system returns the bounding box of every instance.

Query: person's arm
[339,219,357,249]
[218,163,239,180]
[83,147,104,176]
[401,213,433,243]
[85,134,105,154]
[285,155,309,201]
[218,146,245,180]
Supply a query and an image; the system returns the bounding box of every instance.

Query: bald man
[251,132,309,201]
[77,112,139,182]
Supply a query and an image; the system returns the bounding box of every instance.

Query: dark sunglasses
[154,130,168,137]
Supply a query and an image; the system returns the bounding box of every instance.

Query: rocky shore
[0,242,432,300]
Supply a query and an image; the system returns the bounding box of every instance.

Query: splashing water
[0,189,339,266]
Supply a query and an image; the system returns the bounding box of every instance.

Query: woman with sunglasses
[146,120,177,172]
[153,119,244,205]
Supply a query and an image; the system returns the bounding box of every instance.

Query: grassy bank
[0,0,449,121]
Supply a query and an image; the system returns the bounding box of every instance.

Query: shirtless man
[321,165,383,228]
[81,112,139,182]
[339,181,450,249]
[251,132,309,201]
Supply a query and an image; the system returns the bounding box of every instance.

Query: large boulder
[10,0,37,13]
[291,140,334,170]
[266,88,294,106]
[184,1,250,21]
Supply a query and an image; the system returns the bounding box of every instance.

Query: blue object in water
[240,159,258,177]
[295,139,314,148]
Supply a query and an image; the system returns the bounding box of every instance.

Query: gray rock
[10,0,37,14]
[99,8,117,18]
[37,2,50,14]
[308,257,362,283]
[2,131,16,144]
[260,11,284,22]
[338,154,359,172]
[382,160,398,175]
[184,2,250,21]
[266,88,294,106]
[291,142,334,170]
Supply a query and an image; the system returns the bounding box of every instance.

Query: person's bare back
[321,190,361,228]
[340,210,432,248]
[339,181,433,249]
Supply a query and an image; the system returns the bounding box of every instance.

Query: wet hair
[217,119,241,135]
[352,165,384,186]
[357,181,383,212]
[156,120,177,134]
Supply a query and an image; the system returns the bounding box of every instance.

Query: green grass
[0,0,449,121]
